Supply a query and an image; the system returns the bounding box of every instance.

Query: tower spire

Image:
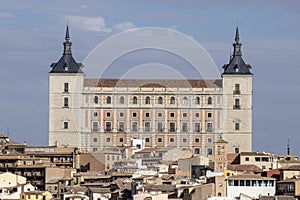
[233,24,242,56]
[287,139,290,155]
[63,25,72,55]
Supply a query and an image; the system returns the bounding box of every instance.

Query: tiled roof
[84,78,222,88]
[227,164,261,172]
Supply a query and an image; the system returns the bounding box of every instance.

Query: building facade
[49,26,253,154]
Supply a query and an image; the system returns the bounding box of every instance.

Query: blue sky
[0,0,299,156]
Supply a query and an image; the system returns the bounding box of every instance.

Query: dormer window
[234,65,239,72]
[63,63,69,71]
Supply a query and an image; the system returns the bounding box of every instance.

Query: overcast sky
[0,0,299,156]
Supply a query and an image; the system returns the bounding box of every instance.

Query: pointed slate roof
[50,26,84,73]
[222,26,252,75]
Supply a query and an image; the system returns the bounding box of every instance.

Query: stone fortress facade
[49,26,252,155]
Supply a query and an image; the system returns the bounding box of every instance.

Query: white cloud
[113,21,136,31]
[67,16,112,32]
[0,12,15,18]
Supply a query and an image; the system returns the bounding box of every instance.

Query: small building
[277,177,300,198]
[226,174,276,199]
[20,191,53,200]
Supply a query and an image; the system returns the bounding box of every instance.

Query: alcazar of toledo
[49,26,253,156]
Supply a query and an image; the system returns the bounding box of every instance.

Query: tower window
[94,96,98,104]
[106,96,111,104]
[235,147,240,154]
[132,96,137,104]
[64,97,69,107]
[207,97,212,105]
[119,96,124,104]
[234,84,240,94]
[234,99,240,109]
[64,83,69,93]
[63,121,68,129]
[145,96,151,104]
[235,122,240,130]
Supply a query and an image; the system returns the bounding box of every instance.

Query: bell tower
[221,25,253,153]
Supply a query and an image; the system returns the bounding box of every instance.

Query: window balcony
[233,105,241,109]
[233,90,241,95]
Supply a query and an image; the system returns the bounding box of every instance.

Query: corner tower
[221,26,253,153]
[49,26,84,148]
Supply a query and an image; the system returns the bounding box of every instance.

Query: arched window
[106,96,111,104]
[145,96,151,104]
[119,96,124,104]
[196,97,200,105]
[132,96,137,104]
[170,97,175,104]
[182,97,188,105]
[207,97,212,105]
[94,96,98,104]
[158,96,163,104]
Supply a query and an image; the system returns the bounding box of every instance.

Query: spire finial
[235,22,240,43]
[63,25,72,55]
[287,139,290,155]
[233,24,242,56]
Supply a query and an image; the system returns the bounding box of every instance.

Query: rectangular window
[157,138,162,143]
[144,121,151,132]
[207,122,212,132]
[63,121,68,129]
[234,99,240,109]
[93,112,98,117]
[182,123,188,132]
[157,122,163,132]
[207,112,212,118]
[169,122,176,132]
[170,112,175,118]
[105,121,112,132]
[195,112,200,118]
[157,112,163,118]
[145,138,150,143]
[195,148,200,154]
[169,138,175,143]
[64,83,69,93]
[64,97,69,107]
[92,121,98,132]
[132,112,137,118]
[207,138,212,143]
[119,112,124,117]
[182,112,187,118]
[194,123,200,132]
[119,138,123,143]
[145,112,150,118]
[234,84,240,94]
[93,138,97,142]
[207,148,213,155]
[118,122,124,131]
[235,123,240,130]
[182,138,187,143]
[106,112,111,117]
[195,138,200,143]
[235,148,240,154]
[93,148,98,152]
[132,122,138,132]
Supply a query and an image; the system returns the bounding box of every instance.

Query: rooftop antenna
[6,126,9,137]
